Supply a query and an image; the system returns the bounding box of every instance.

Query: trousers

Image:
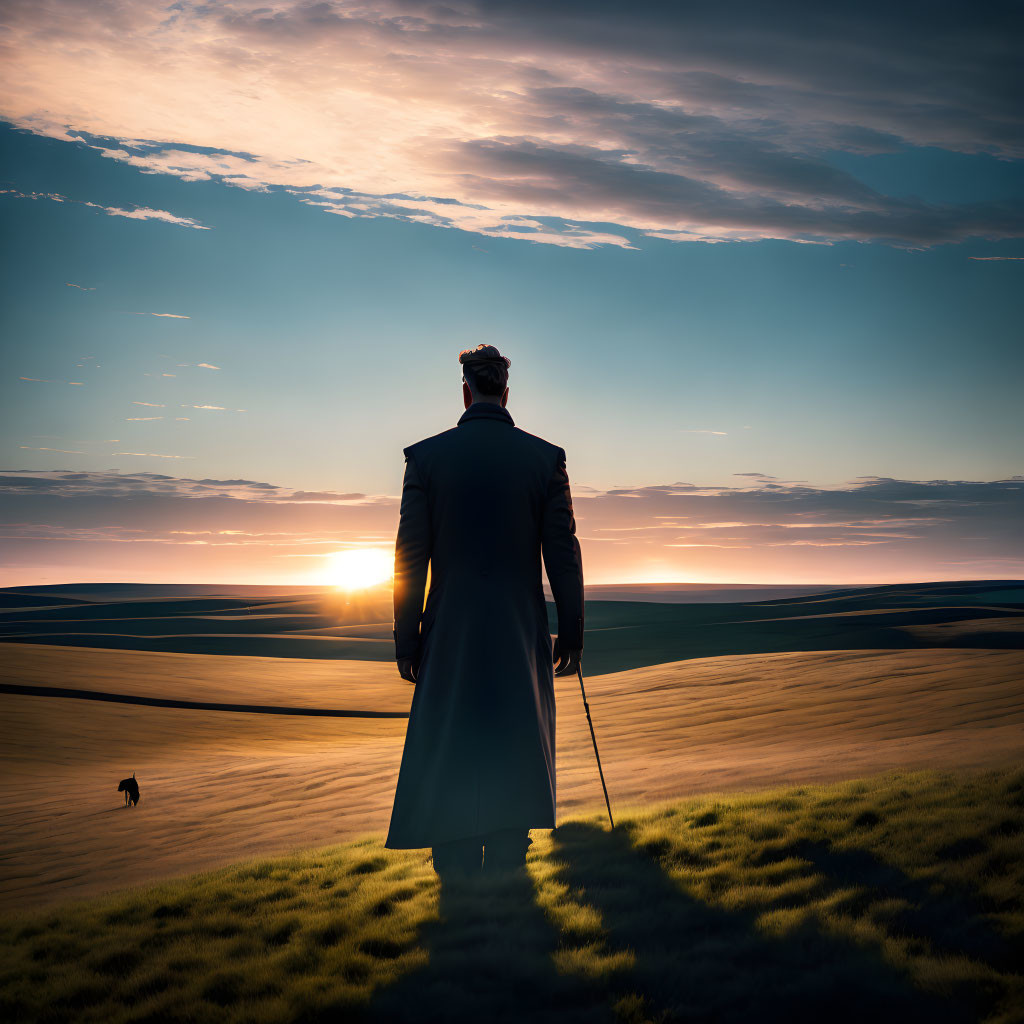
[431,827,532,876]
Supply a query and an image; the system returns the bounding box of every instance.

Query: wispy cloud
[1,188,208,230]
[684,429,728,436]
[1,470,1020,583]
[969,256,1024,261]
[19,376,86,386]
[131,401,166,407]
[0,470,383,504]
[33,437,121,445]
[667,542,753,550]
[0,188,66,202]
[17,446,85,454]
[125,416,163,421]
[196,363,220,370]
[65,282,95,290]
[112,452,193,459]
[1,3,1020,248]
[188,404,226,410]
[100,206,209,229]
[127,312,191,319]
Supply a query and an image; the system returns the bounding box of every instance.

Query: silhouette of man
[383,344,584,882]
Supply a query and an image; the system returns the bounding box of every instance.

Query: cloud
[0,470,388,505]
[65,282,95,290]
[19,376,86,386]
[127,312,191,318]
[131,401,166,407]
[188,404,226,410]
[196,363,220,370]
[1,2,1020,248]
[684,429,728,436]
[125,416,163,421]
[99,206,209,229]
[1,469,1020,584]
[0,187,208,229]
[17,446,85,454]
[969,256,1024,261]
[113,452,192,459]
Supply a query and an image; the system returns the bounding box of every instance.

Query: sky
[1,0,1022,586]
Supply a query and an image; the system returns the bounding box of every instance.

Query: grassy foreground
[2,766,1021,1024]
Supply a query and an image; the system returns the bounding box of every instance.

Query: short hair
[459,344,510,397]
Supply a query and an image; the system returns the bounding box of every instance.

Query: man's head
[459,344,510,409]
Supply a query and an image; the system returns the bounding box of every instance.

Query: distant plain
[1,579,1021,911]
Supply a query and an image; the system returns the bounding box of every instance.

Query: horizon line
[1,576,1021,591]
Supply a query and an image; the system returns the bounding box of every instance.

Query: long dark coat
[384,402,584,849]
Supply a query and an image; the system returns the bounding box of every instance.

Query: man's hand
[397,656,418,684]
[553,641,582,677]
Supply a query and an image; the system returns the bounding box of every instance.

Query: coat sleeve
[541,446,585,650]
[393,450,431,661]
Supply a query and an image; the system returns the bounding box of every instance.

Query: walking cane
[576,660,615,829]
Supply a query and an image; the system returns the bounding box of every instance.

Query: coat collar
[457,402,515,427]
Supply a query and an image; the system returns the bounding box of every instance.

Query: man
[383,344,585,883]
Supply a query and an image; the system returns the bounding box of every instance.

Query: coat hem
[384,818,556,850]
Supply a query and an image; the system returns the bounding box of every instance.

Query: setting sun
[323,548,394,590]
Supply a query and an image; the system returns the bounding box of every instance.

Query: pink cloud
[1,469,1021,585]
[1,2,1018,248]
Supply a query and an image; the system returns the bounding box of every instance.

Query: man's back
[385,398,584,851]
[394,403,583,660]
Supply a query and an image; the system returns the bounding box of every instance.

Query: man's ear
[500,387,509,408]
[463,381,473,408]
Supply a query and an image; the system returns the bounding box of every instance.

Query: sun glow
[323,548,394,590]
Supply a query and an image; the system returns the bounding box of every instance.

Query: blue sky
[4,123,1021,494]
[0,1,1021,584]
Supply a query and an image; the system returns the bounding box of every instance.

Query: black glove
[553,637,582,677]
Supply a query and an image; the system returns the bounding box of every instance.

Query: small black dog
[117,771,140,807]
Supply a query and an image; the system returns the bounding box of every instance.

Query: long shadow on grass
[359,868,613,1024]
[789,838,1013,970]
[549,821,973,1024]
